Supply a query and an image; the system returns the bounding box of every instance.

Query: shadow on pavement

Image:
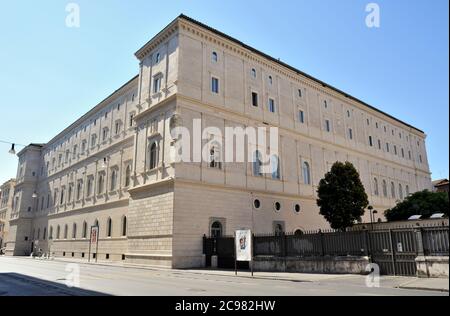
[0,273,110,296]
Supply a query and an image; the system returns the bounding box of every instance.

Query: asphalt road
[0,257,446,296]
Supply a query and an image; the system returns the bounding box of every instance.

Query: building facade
[6,15,432,268]
[0,179,16,250]
[433,179,449,194]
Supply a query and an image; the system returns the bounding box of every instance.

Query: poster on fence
[235,229,252,262]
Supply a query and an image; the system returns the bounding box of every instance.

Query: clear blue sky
[0,0,448,182]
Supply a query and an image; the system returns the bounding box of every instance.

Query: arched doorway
[210,221,223,238]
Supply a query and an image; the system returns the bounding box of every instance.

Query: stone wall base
[253,256,371,275]
[415,256,449,278]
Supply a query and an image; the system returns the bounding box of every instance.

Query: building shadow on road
[0,273,110,296]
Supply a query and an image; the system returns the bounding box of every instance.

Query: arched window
[56,225,60,239]
[149,142,158,170]
[43,228,47,240]
[107,218,112,237]
[72,223,77,239]
[211,221,222,238]
[97,174,104,195]
[68,185,73,202]
[253,151,262,176]
[391,182,396,199]
[122,216,127,236]
[406,185,410,196]
[268,75,273,85]
[382,180,388,197]
[125,165,132,187]
[82,221,87,238]
[302,162,311,185]
[49,226,53,240]
[110,170,117,191]
[60,188,65,205]
[251,68,257,78]
[399,184,404,200]
[212,51,218,63]
[271,155,280,179]
[373,178,379,196]
[64,224,68,239]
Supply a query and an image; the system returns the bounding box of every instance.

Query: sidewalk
[11,256,449,293]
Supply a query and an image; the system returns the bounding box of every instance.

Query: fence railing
[204,226,449,259]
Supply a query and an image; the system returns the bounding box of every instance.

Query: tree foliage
[317,162,369,230]
[384,190,449,221]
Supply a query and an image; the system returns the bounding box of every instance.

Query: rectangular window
[378,139,381,150]
[299,110,305,123]
[325,120,331,132]
[386,143,390,153]
[369,136,373,147]
[394,145,398,155]
[252,92,258,107]
[268,99,276,113]
[211,77,219,94]
[348,128,353,140]
[153,76,162,93]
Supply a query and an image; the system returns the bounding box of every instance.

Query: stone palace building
[5,15,432,268]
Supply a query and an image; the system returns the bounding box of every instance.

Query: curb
[397,286,449,293]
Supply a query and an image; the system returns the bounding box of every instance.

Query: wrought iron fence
[422,226,449,256]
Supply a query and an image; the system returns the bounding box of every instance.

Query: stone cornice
[135,18,179,60]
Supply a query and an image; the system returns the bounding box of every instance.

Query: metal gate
[369,229,418,276]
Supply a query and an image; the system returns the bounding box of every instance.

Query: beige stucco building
[0,179,16,250]
[6,15,432,268]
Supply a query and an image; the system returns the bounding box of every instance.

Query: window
[91,134,97,147]
[268,76,273,85]
[325,120,331,132]
[43,228,47,240]
[56,225,60,239]
[155,52,160,63]
[253,151,262,176]
[271,155,280,180]
[252,92,258,107]
[110,169,117,191]
[49,226,53,240]
[302,161,311,185]
[65,150,70,163]
[211,221,222,238]
[82,221,87,238]
[253,199,261,209]
[81,140,87,153]
[129,113,135,127]
[97,174,105,195]
[122,216,127,236]
[348,128,353,140]
[153,75,162,93]
[386,143,390,153]
[251,68,256,78]
[102,128,109,141]
[87,177,93,197]
[369,136,373,147]
[408,151,412,160]
[107,218,112,237]
[68,185,73,203]
[60,188,65,205]
[268,98,276,113]
[419,155,423,163]
[73,145,78,159]
[391,182,396,199]
[125,165,132,187]
[76,181,83,200]
[373,178,379,196]
[64,224,68,239]
[72,223,77,239]
[274,223,284,236]
[299,110,305,123]
[274,202,281,212]
[367,119,370,126]
[40,197,44,211]
[399,184,404,200]
[394,145,398,155]
[298,89,302,98]
[382,180,388,197]
[378,139,382,150]
[212,51,218,63]
[211,77,219,94]
[115,121,121,135]
[149,142,158,170]
[401,148,405,158]
[347,110,351,118]
[406,185,410,196]
[209,146,222,169]
[294,204,301,214]
[323,100,328,108]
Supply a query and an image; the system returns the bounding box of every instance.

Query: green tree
[384,190,449,221]
[317,161,369,230]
